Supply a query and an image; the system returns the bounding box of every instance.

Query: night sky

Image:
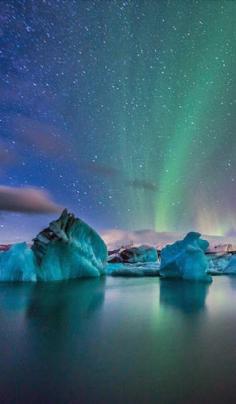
[0,0,236,242]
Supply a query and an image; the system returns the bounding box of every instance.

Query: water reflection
[0,278,236,403]
[0,278,106,328]
[22,278,107,363]
[0,283,33,312]
[26,278,106,323]
[160,279,210,314]
[228,276,236,290]
[0,279,107,403]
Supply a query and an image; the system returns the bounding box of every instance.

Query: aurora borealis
[0,0,236,240]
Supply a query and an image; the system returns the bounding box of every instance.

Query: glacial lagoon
[0,276,236,403]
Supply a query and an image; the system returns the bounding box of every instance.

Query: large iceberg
[0,210,107,281]
[32,209,107,281]
[160,232,212,282]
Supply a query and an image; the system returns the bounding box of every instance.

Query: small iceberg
[108,245,158,264]
[160,232,212,282]
[107,244,159,277]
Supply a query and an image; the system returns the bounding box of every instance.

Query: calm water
[0,276,236,403]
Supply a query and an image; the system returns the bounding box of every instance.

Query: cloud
[128,179,158,192]
[82,162,120,177]
[82,162,158,192]
[0,186,62,214]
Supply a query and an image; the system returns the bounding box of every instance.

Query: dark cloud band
[0,186,61,214]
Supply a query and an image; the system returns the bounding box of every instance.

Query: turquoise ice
[0,243,37,281]
[160,232,212,282]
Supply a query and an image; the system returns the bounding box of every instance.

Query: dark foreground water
[0,276,236,404]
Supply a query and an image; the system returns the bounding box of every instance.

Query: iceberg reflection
[160,279,210,314]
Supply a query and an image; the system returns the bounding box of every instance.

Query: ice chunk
[108,245,158,264]
[32,209,107,281]
[160,232,212,282]
[0,243,37,281]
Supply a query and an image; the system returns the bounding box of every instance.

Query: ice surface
[206,253,236,275]
[0,210,107,282]
[207,254,231,275]
[106,262,160,277]
[160,232,212,282]
[222,256,236,274]
[0,243,37,281]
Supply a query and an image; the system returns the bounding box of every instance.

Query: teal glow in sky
[1,0,236,239]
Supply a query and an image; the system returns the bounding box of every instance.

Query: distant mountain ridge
[101,228,236,252]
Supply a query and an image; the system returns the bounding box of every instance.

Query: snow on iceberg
[0,209,107,282]
[160,232,212,282]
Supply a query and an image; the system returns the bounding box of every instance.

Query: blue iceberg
[160,232,212,282]
[107,244,159,277]
[0,210,107,281]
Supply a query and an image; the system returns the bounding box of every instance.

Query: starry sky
[0,0,236,241]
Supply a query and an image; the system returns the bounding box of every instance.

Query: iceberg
[108,245,158,264]
[32,209,108,281]
[160,232,212,282]
[0,209,107,281]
